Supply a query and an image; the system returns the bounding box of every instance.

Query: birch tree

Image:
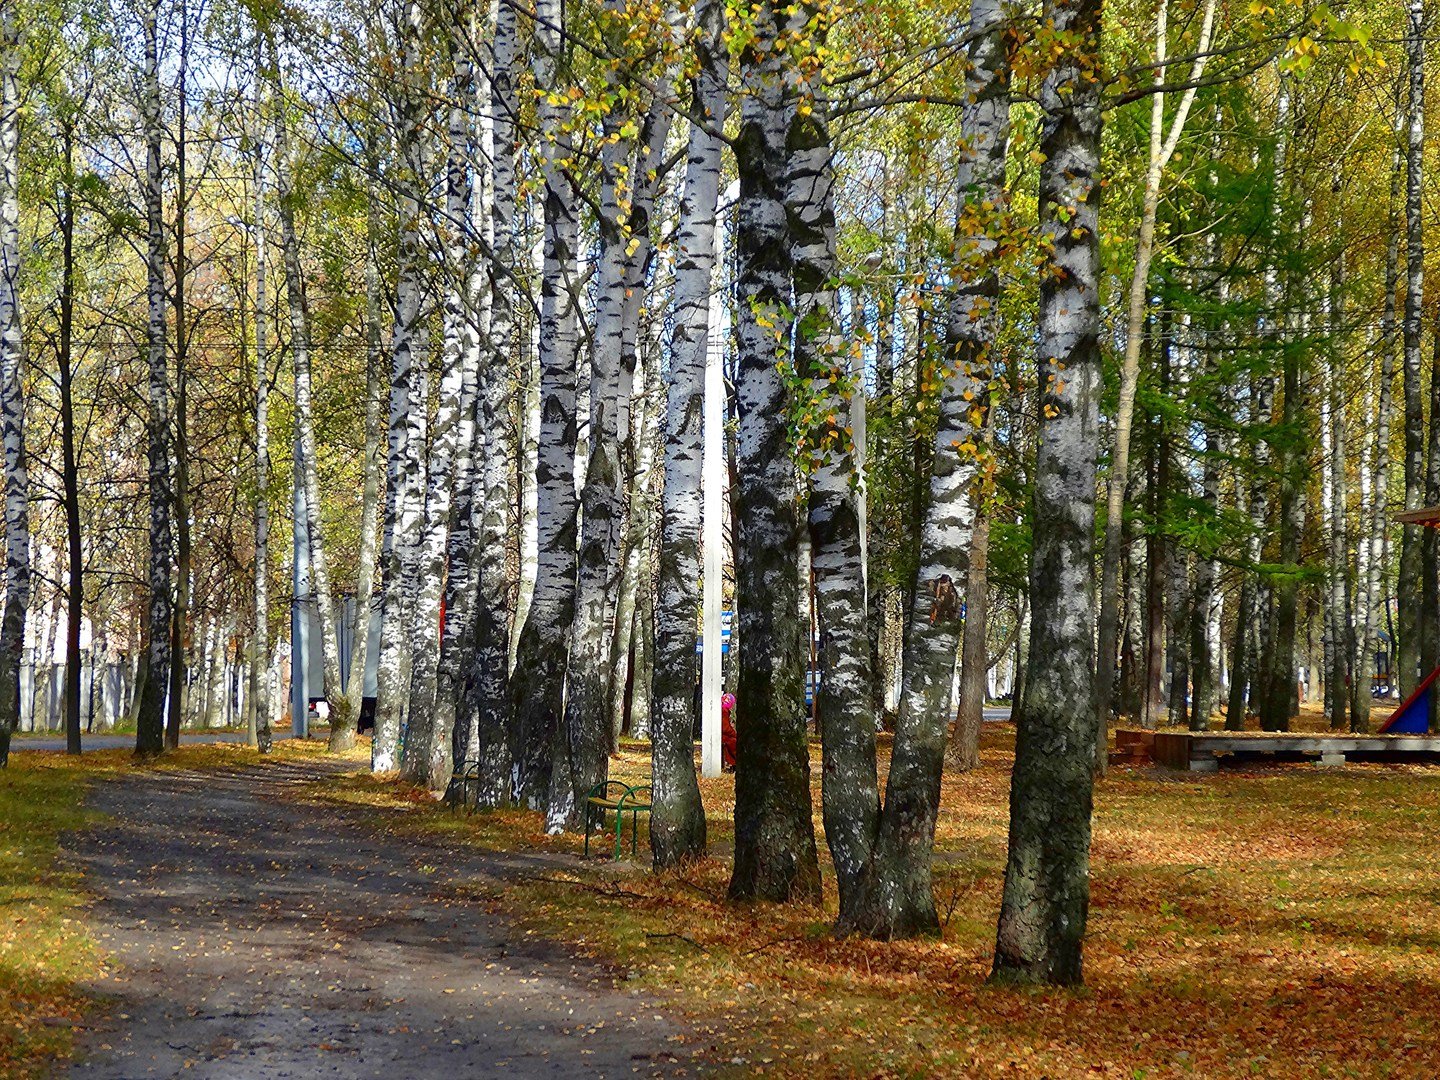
[510,0,580,810]
[135,0,172,759]
[373,0,428,773]
[272,52,353,753]
[251,31,272,754]
[1398,0,1424,699]
[992,0,1103,983]
[0,0,25,766]
[471,0,519,806]
[844,0,1009,938]
[649,0,725,867]
[1094,0,1216,758]
[727,0,821,905]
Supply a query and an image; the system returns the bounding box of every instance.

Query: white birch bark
[650,2,727,862]
[848,0,1009,937]
[135,0,171,757]
[251,40,272,753]
[373,0,429,772]
[272,53,351,753]
[0,0,24,765]
[472,0,519,805]
[510,0,580,809]
[407,9,481,792]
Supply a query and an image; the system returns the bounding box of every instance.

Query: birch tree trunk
[344,194,384,728]
[135,0,172,759]
[406,12,479,791]
[472,0,519,806]
[0,0,25,766]
[552,7,674,829]
[787,23,880,921]
[372,0,428,772]
[1353,129,1402,734]
[650,0,726,866]
[1327,242,1349,732]
[844,0,1009,939]
[952,504,991,766]
[273,59,352,753]
[727,0,820,904]
[1094,0,1216,763]
[510,0,580,809]
[251,36,272,754]
[992,0,1102,984]
[1399,0,1425,699]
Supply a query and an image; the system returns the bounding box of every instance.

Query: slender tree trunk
[0,0,23,767]
[1353,128,1402,734]
[992,0,1102,984]
[727,0,820,905]
[135,1,172,759]
[1399,0,1426,699]
[1328,242,1350,732]
[372,3,428,772]
[844,0,1009,939]
[251,35,272,754]
[951,504,991,769]
[166,7,191,751]
[272,56,352,753]
[407,13,479,791]
[510,0,580,809]
[788,28,880,922]
[57,126,81,756]
[1094,0,1216,764]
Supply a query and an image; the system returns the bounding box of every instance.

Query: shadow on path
[63,760,694,1078]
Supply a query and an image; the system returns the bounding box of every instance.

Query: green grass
[0,754,101,1076]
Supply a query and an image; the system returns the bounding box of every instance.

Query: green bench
[584,779,652,859]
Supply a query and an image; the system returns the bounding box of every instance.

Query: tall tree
[843,0,1010,938]
[509,0,580,810]
[272,51,353,753]
[1094,0,1216,759]
[992,0,1102,983]
[251,32,272,754]
[135,0,172,759]
[649,0,725,867]
[0,0,26,766]
[727,0,820,905]
[471,0,519,807]
[1399,0,1425,700]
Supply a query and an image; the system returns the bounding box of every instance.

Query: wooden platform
[1153,731,1440,772]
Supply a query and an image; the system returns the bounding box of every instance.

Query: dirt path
[62,761,695,1078]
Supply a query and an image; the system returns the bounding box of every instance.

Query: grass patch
[296,717,1440,1078]
[0,754,101,1076]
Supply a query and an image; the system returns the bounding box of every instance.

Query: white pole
[701,181,737,778]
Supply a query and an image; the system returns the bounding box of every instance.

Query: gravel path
[62,760,694,1078]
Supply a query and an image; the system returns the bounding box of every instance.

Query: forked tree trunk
[727,0,820,905]
[844,0,1009,938]
[992,0,1102,984]
[789,25,880,922]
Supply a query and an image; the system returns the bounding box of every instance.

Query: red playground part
[1380,665,1440,733]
